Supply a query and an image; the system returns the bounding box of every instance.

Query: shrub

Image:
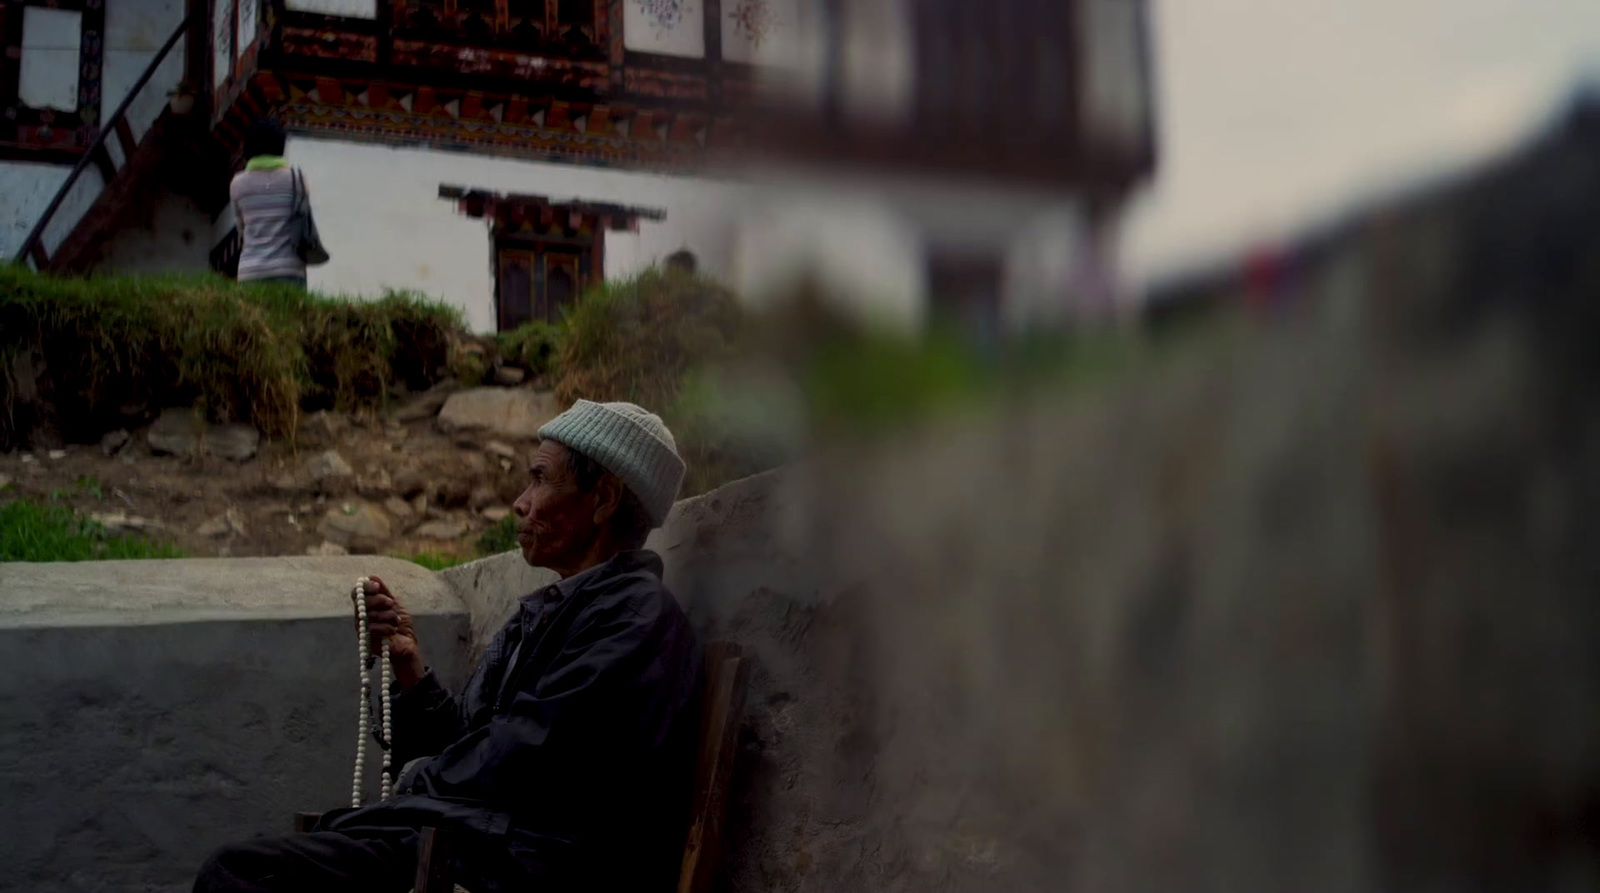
[494,320,566,379]
[553,269,764,495]
[555,268,741,412]
[0,268,463,447]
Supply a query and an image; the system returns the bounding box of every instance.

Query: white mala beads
[351,576,394,807]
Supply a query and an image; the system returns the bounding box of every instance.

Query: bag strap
[291,168,305,212]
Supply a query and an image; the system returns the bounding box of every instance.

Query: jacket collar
[520,549,663,617]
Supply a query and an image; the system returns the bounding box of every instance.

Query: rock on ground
[484,440,518,460]
[414,519,468,540]
[207,424,260,462]
[88,511,164,534]
[384,497,414,520]
[147,408,204,458]
[481,507,511,522]
[436,389,560,440]
[493,366,526,386]
[469,485,498,510]
[433,478,470,508]
[391,379,460,423]
[299,410,348,442]
[100,429,130,457]
[306,450,355,493]
[306,541,349,556]
[316,502,392,553]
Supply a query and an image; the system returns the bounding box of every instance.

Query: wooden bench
[295,641,749,893]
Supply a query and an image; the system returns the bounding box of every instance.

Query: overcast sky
[1122,0,1600,282]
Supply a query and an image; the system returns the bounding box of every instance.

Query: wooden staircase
[12,13,229,275]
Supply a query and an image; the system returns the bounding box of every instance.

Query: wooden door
[542,249,582,322]
[495,241,596,331]
[496,247,536,331]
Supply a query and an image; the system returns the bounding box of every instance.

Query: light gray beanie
[537,399,686,528]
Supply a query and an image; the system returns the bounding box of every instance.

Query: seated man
[195,401,704,893]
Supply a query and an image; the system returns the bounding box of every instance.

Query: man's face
[512,440,598,570]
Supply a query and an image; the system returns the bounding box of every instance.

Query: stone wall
[0,557,472,893]
[452,231,1598,892]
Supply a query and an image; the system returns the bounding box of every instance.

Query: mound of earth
[0,386,558,562]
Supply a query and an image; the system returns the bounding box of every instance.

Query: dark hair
[243,119,287,160]
[564,444,654,549]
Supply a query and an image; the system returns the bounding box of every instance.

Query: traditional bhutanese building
[2,0,1157,333]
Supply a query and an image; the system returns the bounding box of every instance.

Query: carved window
[0,0,105,154]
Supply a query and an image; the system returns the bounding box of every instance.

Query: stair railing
[12,13,194,269]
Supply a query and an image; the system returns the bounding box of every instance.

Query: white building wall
[1,0,187,264]
[278,136,1096,334]
[283,137,748,333]
[91,192,216,276]
[104,0,186,118]
[0,162,71,261]
[730,188,926,331]
[733,169,1092,333]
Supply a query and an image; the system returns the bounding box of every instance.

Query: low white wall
[0,556,473,893]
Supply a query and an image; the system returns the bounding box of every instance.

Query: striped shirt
[230,167,306,282]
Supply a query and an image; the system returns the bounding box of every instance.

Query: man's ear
[591,474,624,527]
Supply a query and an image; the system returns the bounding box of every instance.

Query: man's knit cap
[537,400,685,527]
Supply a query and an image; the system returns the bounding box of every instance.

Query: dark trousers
[193,828,417,893]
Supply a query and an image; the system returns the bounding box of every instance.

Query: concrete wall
[0,557,472,893]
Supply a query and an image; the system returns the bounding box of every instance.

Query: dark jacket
[324,550,704,891]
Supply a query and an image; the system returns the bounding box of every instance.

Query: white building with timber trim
[1,0,1157,334]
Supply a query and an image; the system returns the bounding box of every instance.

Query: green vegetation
[798,323,1147,432]
[394,517,517,570]
[476,513,519,555]
[553,269,759,495]
[4,263,1154,521]
[0,267,462,448]
[493,320,566,379]
[0,499,183,562]
[398,551,470,572]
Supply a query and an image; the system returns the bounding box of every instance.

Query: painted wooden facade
[202,0,1155,190]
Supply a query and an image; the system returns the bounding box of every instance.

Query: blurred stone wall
[638,227,1598,889]
[448,159,1600,887]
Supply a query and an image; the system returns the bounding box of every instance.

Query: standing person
[230,119,308,288]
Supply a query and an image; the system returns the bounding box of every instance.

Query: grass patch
[398,551,471,571]
[476,514,518,555]
[0,498,184,561]
[0,267,464,448]
[394,518,517,569]
[493,320,565,379]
